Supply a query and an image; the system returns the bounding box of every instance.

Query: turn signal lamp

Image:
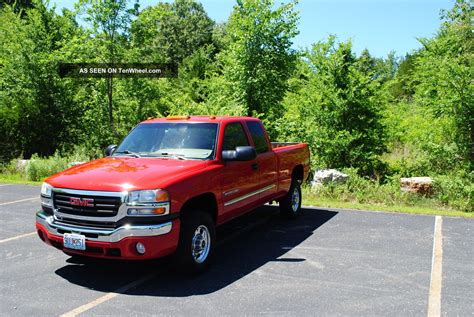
[153,207,167,215]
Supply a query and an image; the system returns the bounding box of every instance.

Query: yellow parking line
[60,273,156,317]
[0,232,36,244]
[427,216,443,317]
[0,197,38,206]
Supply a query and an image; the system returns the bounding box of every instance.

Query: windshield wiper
[154,152,188,160]
[114,150,142,158]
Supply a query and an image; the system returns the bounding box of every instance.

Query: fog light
[128,208,139,215]
[136,242,146,254]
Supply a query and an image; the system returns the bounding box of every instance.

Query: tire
[279,179,302,219]
[174,210,216,274]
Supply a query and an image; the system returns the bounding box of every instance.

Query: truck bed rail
[271,142,300,148]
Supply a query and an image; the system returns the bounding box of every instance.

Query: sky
[52,0,455,58]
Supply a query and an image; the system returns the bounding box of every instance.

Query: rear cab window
[246,121,269,154]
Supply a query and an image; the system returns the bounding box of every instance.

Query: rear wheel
[174,210,215,274]
[279,179,302,219]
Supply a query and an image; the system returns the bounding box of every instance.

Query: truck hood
[46,157,211,192]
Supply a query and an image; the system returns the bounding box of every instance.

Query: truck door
[245,121,278,201]
[220,122,260,221]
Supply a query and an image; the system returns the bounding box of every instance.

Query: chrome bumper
[36,211,172,243]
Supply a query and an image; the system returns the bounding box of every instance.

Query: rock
[15,159,29,172]
[400,177,433,195]
[68,161,86,167]
[312,169,349,187]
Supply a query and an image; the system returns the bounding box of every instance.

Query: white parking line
[427,216,443,317]
[0,232,36,244]
[0,197,38,206]
[60,273,156,317]
[0,184,12,187]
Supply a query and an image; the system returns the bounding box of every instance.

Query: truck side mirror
[222,146,257,161]
[105,144,117,156]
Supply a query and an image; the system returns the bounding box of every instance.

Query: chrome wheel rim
[191,225,211,263]
[291,187,300,212]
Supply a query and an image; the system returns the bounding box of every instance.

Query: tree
[0,1,84,159]
[131,0,214,63]
[220,0,299,120]
[389,53,418,100]
[413,0,473,169]
[277,37,387,176]
[75,0,138,135]
[0,0,34,14]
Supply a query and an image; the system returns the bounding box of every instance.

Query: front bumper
[36,211,180,260]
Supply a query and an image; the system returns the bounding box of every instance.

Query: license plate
[63,233,86,251]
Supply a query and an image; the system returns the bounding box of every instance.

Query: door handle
[251,163,259,170]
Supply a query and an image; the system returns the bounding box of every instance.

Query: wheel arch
[292,164,304,183]
[180,192,218,224]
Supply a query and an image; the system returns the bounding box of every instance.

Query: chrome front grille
[53,191,122,218]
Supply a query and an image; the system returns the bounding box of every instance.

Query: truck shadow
[55,206,337,296]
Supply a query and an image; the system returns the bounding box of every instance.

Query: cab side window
[246,121,269,154]
[222,123,249,151]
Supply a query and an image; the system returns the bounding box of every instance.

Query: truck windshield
[114,122,218,160]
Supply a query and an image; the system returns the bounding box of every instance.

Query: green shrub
[25,153,70,181]
[308,168,472,212]
[434,172,473,212]
[0,159,24,175]
[0,145,97,182]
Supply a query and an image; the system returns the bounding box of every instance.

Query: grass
[0,173,42,185]
[303,189,473,219]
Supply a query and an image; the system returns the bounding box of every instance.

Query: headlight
[41,182,53,197]
[127,189,169,203]
[126,189,170,216]
[40,182,53,208]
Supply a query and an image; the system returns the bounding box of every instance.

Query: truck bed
[272,142,311,192]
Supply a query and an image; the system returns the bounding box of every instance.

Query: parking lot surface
[0,184,472,316]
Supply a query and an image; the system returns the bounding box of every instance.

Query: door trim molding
[224,184,276,207]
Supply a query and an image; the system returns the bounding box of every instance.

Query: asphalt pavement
[0,184,472,316]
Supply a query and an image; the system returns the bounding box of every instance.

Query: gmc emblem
[69,197,94,207]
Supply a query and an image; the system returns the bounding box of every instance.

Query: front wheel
[279,180,302,219]
[174,210,215,274]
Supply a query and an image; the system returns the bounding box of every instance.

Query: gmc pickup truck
[36,116,310,273]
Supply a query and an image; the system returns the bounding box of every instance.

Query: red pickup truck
[36,116,310,273]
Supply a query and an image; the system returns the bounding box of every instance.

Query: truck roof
[142,115,260,124]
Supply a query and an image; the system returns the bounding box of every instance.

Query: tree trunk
[107,75,118,137]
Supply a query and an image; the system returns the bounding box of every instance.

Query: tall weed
[308,168,472,212]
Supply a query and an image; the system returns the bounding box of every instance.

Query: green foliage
[310,168,473,212]
[277,37,387,176]
[0,1,86,160]
[1,146,98,182]
[388,53,418,99]
[26,153,72,181]
[0,147,95,182]
[219,0,299,119]
[311,169,409,206]
[383,0,473,175]
[131,0,214,63]
[383,101,462,175]
[0,0,34,13]
[413,6,473,168]
[434,171,474,212]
